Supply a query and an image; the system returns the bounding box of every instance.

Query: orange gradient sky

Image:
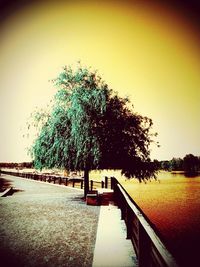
[0,0,199,162]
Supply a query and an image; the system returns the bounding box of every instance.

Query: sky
[0,0,200,162]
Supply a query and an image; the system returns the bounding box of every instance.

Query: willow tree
[30,64,157,198]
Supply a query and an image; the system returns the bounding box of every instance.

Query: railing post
[121,197,125,220]
[111,177,113,189]
[138,223,151,267]
[72,180,75,187]
[126,206,132,239]
[105,176,108,188]
[90,180,93,191]
[59,177,62,185]
[81,180,83,189]
[65,178,68,186]
[101,181,104,188]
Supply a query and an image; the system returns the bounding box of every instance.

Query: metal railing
[111,177,179,267]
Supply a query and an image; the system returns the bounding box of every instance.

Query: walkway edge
[92,205,138,267]
[0,187,13,197]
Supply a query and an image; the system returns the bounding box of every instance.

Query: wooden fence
[0,170,84,189]
[0,170,111,191]
[111,177,179,267]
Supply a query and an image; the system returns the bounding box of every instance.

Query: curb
[0,187,13,197]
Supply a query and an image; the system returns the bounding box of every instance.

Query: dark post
[105,176,108,188]
[90,180,93,191]
[59,177,61,185]
[101,181,104,188]
[65,178,68,186]
[138,223,151,267]
[84,168,89,199]
[111,177,114,189]
[81,180,83,189]
[126,205,132,239]
[73,180,75,187]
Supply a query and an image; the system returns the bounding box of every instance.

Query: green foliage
[30,64,157,181]
[158,155,200,174]
[183,154,199,175]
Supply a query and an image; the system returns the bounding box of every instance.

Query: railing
[0,170,84,189]
[90,176,110,191]
[0,170,110,191]
[111,177,179,267]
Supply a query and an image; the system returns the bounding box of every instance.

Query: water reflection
[121,172,200,267]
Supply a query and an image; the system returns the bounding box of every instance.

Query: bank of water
[91,170,200,267]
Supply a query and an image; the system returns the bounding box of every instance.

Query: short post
[101,181,104,188]
[81,180,83,189]
[65,178,68,186]
[72,180,75,187]
[59,177,62,185]
[90,180,93,191]
[105,176,108,188]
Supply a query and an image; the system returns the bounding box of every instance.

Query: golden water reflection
[91,170,200,266]
[122,172,200,266]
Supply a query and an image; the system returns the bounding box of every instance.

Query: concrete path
[92,205,138,267]
[0,174,100,267]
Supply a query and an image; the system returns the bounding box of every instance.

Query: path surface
[93,205,138,267]
[0,175,100,267]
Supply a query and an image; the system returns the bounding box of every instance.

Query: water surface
[121,172,200,267]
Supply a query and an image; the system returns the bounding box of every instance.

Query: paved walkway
[92,205,138,267]
[0,175,100,267]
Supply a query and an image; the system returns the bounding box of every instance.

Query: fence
[111,177,179,267]
[0,170,84,189]
[90,176,111,191]
[0,170,111,191]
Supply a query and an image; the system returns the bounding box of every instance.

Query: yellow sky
[0,0,199,162]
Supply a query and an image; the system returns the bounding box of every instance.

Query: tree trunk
[84,168,89,199]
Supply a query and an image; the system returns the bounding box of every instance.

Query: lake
[120,171,200,267]
[91,170,200,266]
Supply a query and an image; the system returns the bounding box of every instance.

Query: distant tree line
[154,154,200,175]
[0,162,33,169]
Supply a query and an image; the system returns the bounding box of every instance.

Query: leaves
[29,64,157,180]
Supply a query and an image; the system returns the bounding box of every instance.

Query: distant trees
[158,154,200,175]
[183,154,199,175]
[0,162,33,169]
[171,157,183,171]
